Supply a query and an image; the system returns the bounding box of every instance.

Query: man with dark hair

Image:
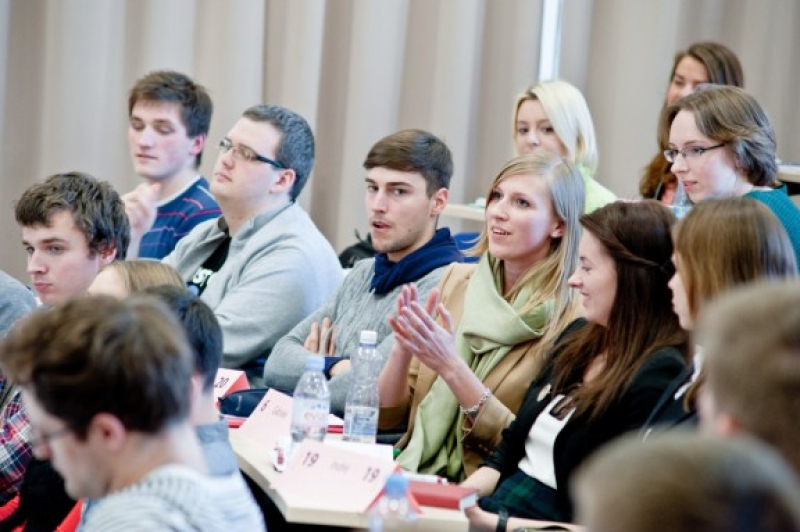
[164,104,342,384]
[264,129,461,415]
[123,70,221,259]
[0,296,265,531]
[142,285,234,474]
[16,172,129,306]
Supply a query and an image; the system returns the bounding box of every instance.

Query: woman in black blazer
[464,201,688,529]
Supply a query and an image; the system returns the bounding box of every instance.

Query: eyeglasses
[663,143,726,163]
[218,138,285,168]
[29,425,72,450]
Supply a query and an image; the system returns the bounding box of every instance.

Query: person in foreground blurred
[698,280,800,473]
[573,432,800,532]
[0,297,265,531]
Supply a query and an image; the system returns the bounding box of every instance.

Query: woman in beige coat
[378,152,585,481]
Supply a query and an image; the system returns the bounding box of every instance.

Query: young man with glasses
[163,104,342,384]
[123,70,221,259]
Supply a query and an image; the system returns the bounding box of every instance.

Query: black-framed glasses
[218,138,285,168]
[663,143,726,163]
[29,425,72,450]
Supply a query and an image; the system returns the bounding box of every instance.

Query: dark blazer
[641,364,698,436]
[483,320,686,521]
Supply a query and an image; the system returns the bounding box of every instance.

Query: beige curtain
[1,0,798,280]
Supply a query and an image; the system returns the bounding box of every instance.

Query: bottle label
[343,405,378,443]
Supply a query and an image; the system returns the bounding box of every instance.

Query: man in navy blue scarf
[264,129,463,416]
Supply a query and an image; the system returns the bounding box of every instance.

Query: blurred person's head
[574,432,800,532]
[143,285,223,425]
[0,296,193,499]
[698,281,800,473]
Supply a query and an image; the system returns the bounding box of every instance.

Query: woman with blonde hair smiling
[513,79,615,213]
[378,152,584,481]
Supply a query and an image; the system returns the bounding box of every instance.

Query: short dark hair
[0,296,193,438]
[242,105,315,200]
[363,129,454,196]
[128,70,213,168]
[142,285,222,393]
[14,172,130,260]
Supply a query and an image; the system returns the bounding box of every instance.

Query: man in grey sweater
[164,105,342,384]
[264,129,463,416]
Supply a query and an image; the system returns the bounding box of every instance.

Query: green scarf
[396,254,553,480]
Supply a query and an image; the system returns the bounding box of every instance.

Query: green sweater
[746,186,800,263]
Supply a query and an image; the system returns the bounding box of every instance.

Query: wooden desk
[231,429,469,531]
[778,164,800,184]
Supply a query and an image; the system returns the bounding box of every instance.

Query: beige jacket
[379,263,549,476]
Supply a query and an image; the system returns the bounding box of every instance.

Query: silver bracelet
[460,387,491,419]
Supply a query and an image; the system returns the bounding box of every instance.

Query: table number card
[271,439,398,514]
[238,388,293,450]
[213,368,249,402]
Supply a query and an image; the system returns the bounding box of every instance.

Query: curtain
[0,0,797,280]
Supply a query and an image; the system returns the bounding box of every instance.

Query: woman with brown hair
[644,197,798,432]
[640,42,743,203]
[464,201,687,527]
[666,84,800,260]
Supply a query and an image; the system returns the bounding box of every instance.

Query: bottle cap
[360,330,378,345]
[304,355,325,371]
[383,473,409,497]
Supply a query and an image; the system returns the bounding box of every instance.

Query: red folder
[408,481,478,511]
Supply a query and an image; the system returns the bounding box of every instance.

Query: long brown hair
[640,42,744,199]
[673,198,797,320]
[550,201,688,420]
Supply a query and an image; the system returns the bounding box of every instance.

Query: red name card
[213,368,249,402]
[271,439,399,514]
[238,388,293,451]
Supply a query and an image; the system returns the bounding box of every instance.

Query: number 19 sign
[271,439,398,514]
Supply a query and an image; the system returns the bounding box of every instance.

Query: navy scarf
[370,228,463,295]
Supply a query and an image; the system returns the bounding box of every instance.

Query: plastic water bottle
[671,179,692,219]
[368,473,417,531]
[343,330,380,444]
[290,356,330,446]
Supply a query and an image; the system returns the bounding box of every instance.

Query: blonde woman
[513,79,615,213]
[378,152,584,481]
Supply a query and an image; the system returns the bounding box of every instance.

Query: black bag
[338,230,375,268]
[219,388,269,418]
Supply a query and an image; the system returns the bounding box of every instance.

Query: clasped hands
[388,283,457,375]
